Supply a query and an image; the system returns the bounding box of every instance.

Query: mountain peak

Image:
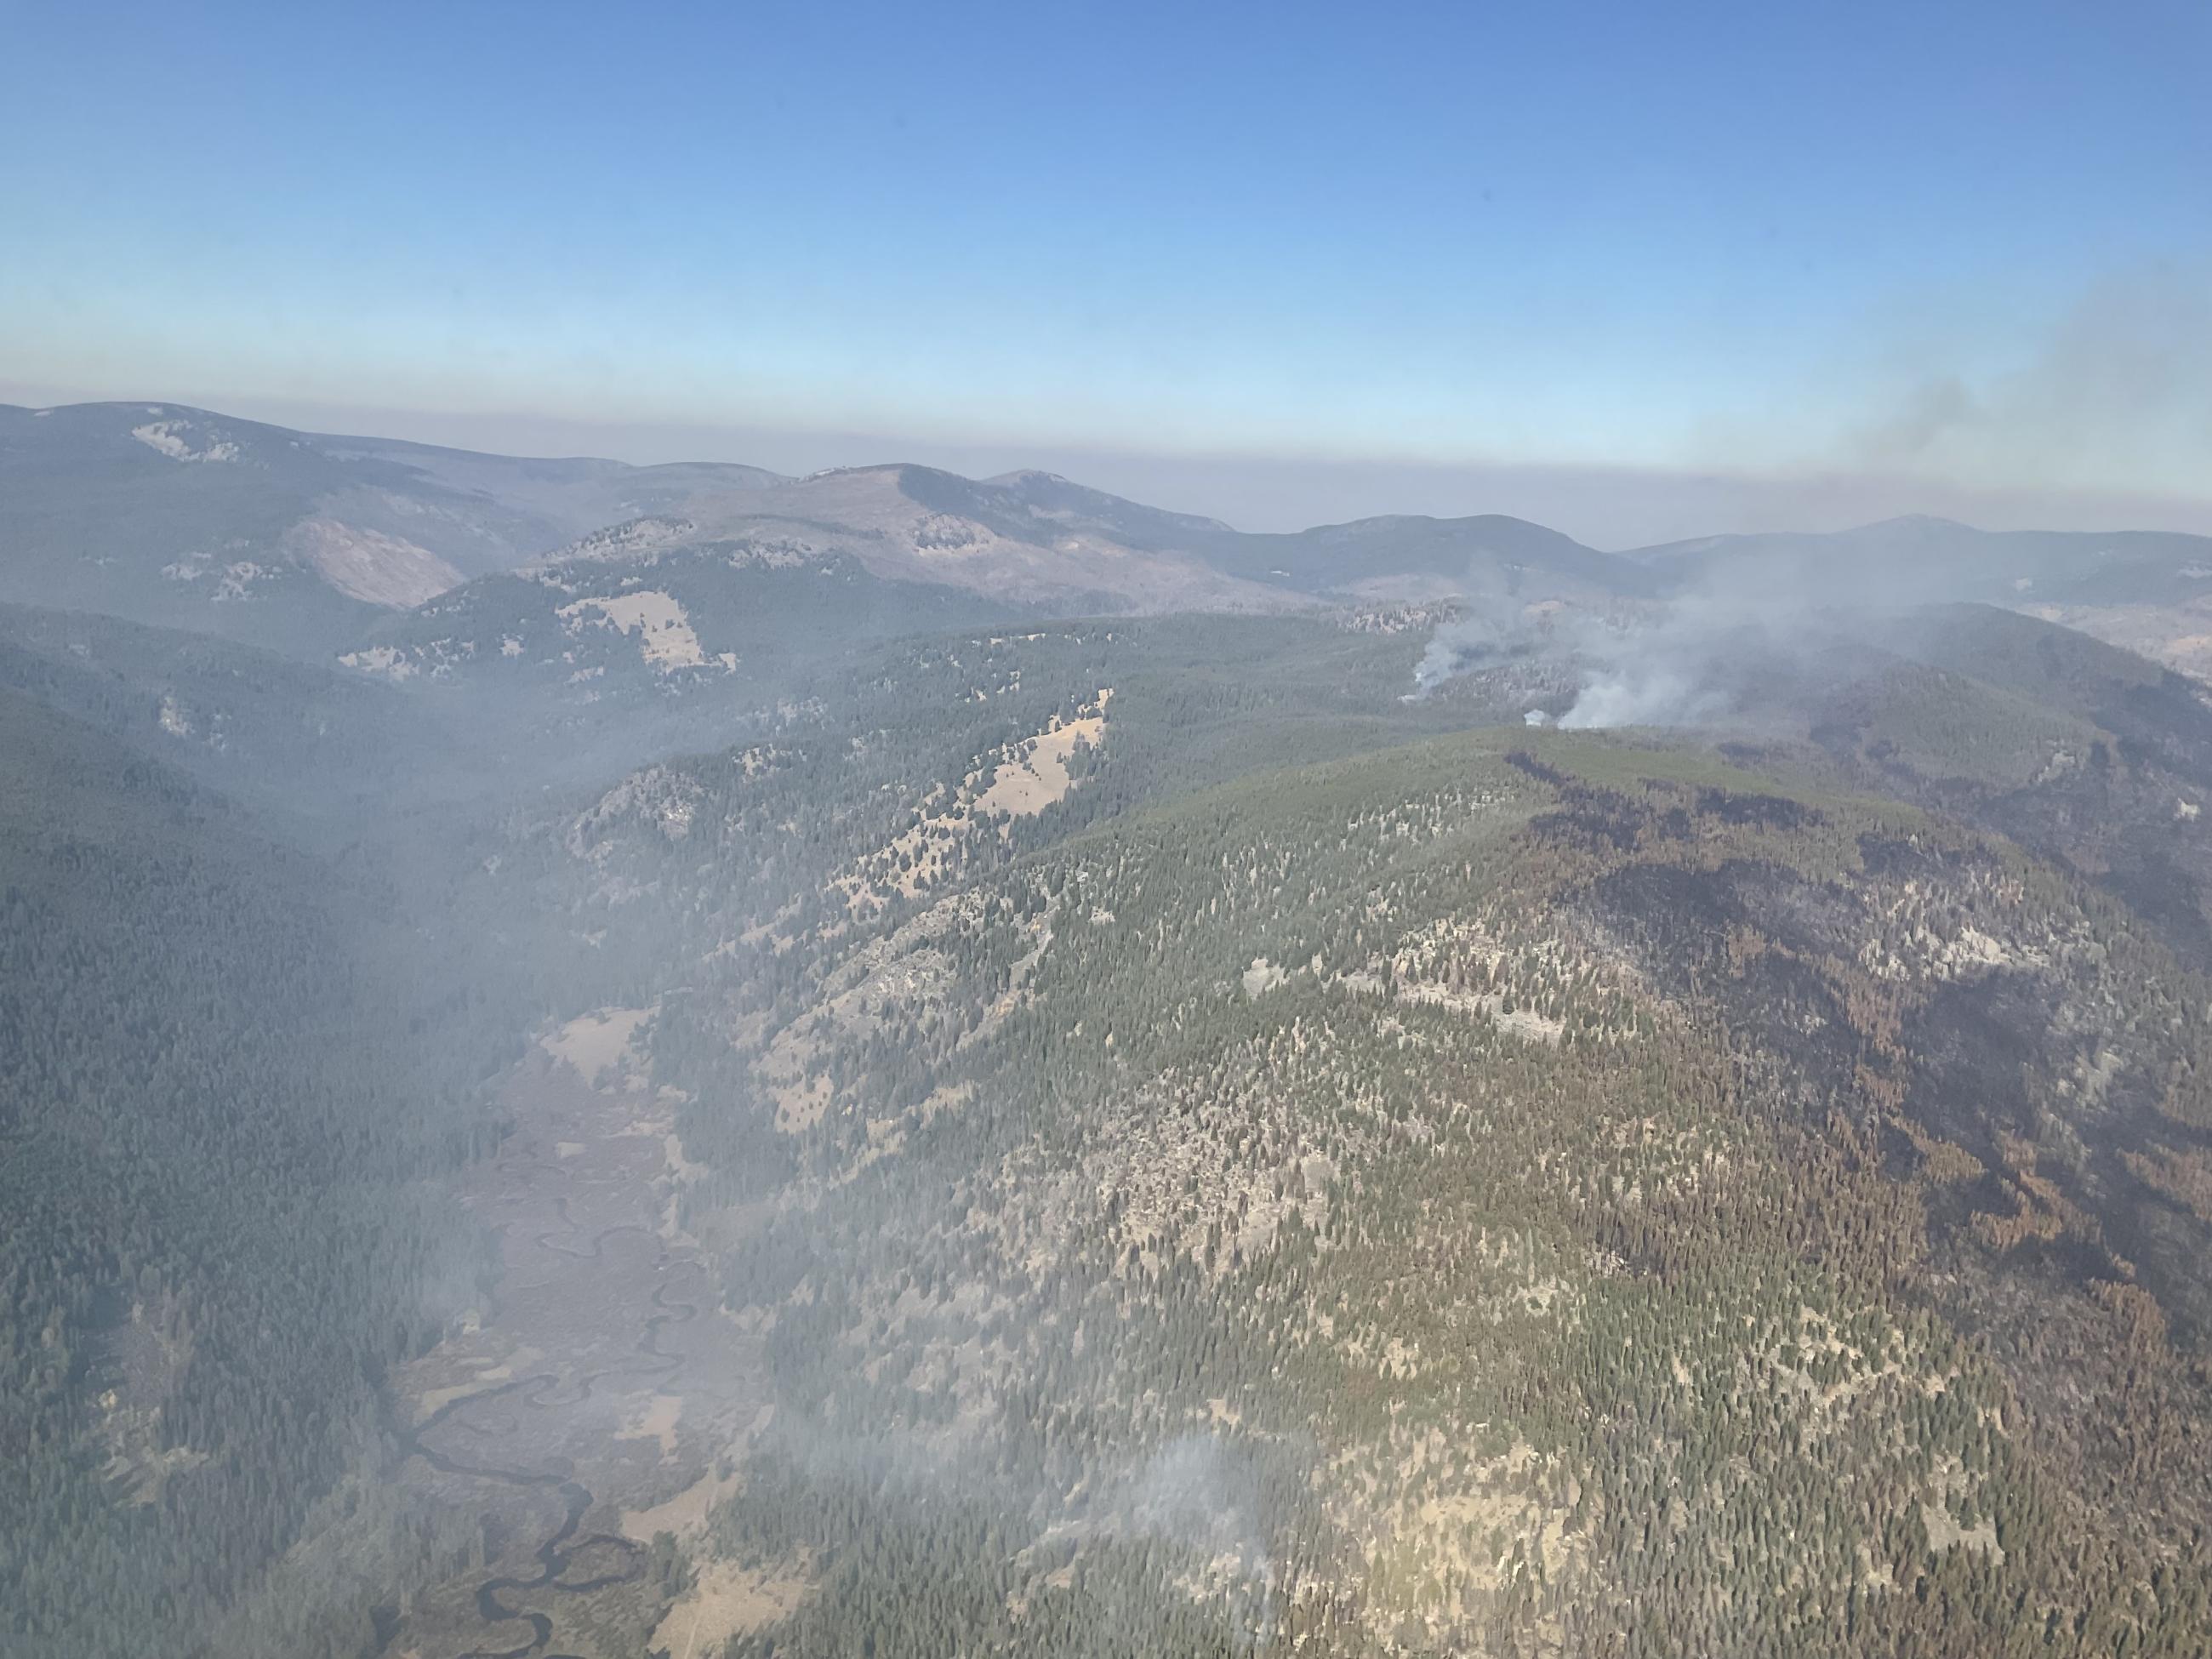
[1852,513,1981,536]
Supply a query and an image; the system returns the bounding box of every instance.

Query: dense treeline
[0,691,517,1657]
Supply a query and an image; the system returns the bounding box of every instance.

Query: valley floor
[379,1029,770,1659]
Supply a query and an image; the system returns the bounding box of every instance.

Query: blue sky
[4,0,2208,539]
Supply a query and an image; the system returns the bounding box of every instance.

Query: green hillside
[13,558,2212,1657]
[629,727,2212,1655]
[0,691,516,1656]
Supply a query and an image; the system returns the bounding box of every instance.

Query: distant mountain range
[1628,516,2212,680]
[11,399,2212,685]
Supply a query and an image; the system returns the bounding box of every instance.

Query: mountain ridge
[25,399,2212,690]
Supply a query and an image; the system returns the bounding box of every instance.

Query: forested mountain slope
[17,437,2212,1658]
[343,540,1029,711]
[0,602,455,819]
[1807,606,2212,968]
[0,691,519,1656]
[613,727,2212,1656]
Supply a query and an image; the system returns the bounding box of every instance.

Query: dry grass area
[648,1552,817,1659]
[830,692,1112,915]
[621,1392,686,1457]
[558,590,738,674]
[974,689,1112,817]
[742,889,1046,1138]
[1320,1427,1589,1644]
[285,516,465,607]
[544,1006,653,1088]
[620,1463,743,1542]
[1918,1454,2004,1560]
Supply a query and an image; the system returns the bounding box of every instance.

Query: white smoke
[1411,605,1539,694]
[1411,576,1853,732]
[1119,1432,1270,1576]
[1559,661,1732,729]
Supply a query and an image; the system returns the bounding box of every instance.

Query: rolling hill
[17,400,2212,701]
[0,403,1674,681]
[0,402,784,656]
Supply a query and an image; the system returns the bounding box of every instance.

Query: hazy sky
[5,0,2208,542]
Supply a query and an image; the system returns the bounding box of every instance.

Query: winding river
[390,1217,713,1659]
